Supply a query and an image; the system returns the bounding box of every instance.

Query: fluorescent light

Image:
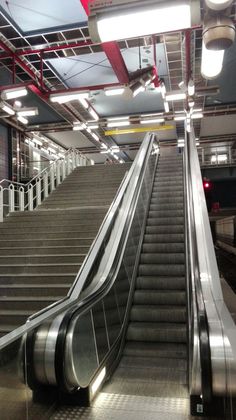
[92,133,99,141]
[89,107,99,121]
[205,0,233,11]
[33,138,43,146]
[87,124,99,129]
[79,97,89,109]
[174,115,186,121]
[107,121,130,128]
[1,86,27,100]
[48,147,57,153]
[111,146,120,153]
[194,108,203,112]
[141,113,164,118]
[119,159,124,163]
[104,87,125,96]
[131,81,145,97]
[188,79,195,96]
[107,116,129,121]
[218,154,227,162]
[178,139,185,148]
[192,112,203,119]
[100,149,109,154]
[0,102,15,115]
[166,92,186,101]
[196,142,200,146]
[17,107,38,117]
[14,100,22,108]
[164,101,169,113]
[17,116,28,124]
[89,3,192,43]
[160,82,166,99]
[73,122,86,131]
[201,43,224,80]
[140,118,165,124]
[50,90,89,104]
[101,143,108,150]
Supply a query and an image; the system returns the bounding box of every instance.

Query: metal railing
[0,149,92,222]
[198,146,236,167]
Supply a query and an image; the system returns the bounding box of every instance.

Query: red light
[204,182,209,188]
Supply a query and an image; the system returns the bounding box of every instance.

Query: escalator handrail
[53,136,158,390]
[185,129,213,403]
[0,133,157,351]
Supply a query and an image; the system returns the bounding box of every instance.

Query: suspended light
[107,121,130,128]
[140,118,165,124]
[0,102,15,115]
[17,107,38,117]
[92,133,99,141]
[88,107,99,121]
[50,91,89,104]
[73,122,86,131]
[89,1,195,43]
[100,143,108,150]
[87,123,99,129]
[107,116,129,121]
[177,139,185,148]
[104,87,125,96]
[205,0,233,11]
[201,43,224,80]
[130,81,145,97]
[164,101,169,113]
[192,112,203,119]
[1,86,28,100]
[79,97,89,109]
[188,79,195,96]
[166,92,186,102]
[174,115,186,121]
[17,116,28,124]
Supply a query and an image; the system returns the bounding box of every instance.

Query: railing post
[0,186,3,222]
[50,164,55,191]
[56,161,61,186]
[19,186,24,211]
[28,184,33,211]
[62,159,66,180]
[9,184,15,213]
[72,152,76,170]
[36,178,42,206]
[43,172,49,198]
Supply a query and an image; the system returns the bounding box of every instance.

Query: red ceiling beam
[80,0,130,84]
[0,39,48,91]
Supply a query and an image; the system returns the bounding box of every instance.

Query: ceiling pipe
[80,0,130,84]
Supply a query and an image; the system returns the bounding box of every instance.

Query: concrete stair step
[0,254,86,264]
[0,274,75,285]
[0,231,97,239]
[0,263,81,274]
[0,284,69,297]
[0,238,93,247]
[0,246,90,255]
[0,296,59,311]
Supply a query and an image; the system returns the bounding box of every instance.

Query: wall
[0,123,9,180]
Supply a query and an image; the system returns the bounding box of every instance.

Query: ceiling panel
[200,115,236,137]
[46,130,94,149]
[0,0,87,34]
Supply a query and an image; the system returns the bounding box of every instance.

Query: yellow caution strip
[105,125,174,136]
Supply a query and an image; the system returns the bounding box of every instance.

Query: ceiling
[0,0,235,163]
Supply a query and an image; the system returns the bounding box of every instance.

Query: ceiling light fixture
[130,81,145,97]
[17,107,38,117]
[104,87,125,96]
[73,122,86,131]
[201,42,224,80]
[177,139,185,148]
[107,121,130,128]
[205,0,233,11]
[140,118,165,124]
[89,1,195,43]
[0,102,15,115]
[188,79,195,96]
[192,112,203,119]
[100,143,108,150]
[17,116,28,124]
[174,115,186,121]
[88,107,99,121]
[87,124,99,129]
[50,91,89,104]
[107,116,129,121]
[1,86,28,100]
[166,92,186,101]
[164,101,170,113]
[92,133,99,141]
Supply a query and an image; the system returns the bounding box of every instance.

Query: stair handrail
[0,148,92,221]
[185,126,236,413]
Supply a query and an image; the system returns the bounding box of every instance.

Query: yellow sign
[105,125,174,136]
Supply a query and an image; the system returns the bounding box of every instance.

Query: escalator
[0,132,236,420]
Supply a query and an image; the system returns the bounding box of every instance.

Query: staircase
[108,150,187,397]
[0,163,130,337]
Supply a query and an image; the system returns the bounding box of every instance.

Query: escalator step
[144,233,184,243]
[130,305,186,323]
[123,341,187,359]
[138,263,185,276]
[142,243,184,254]
[146,217,184,225]
[140,253,185,264]
[145,225,184,234]
[127,322,187,343]
[133,290,186,305]
[136,276,186,290]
